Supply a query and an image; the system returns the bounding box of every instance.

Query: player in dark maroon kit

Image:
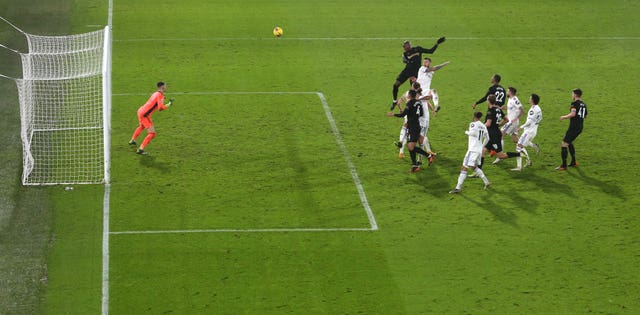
[557,88,588,170]
[387,89,433,173]
[390,37,445,110]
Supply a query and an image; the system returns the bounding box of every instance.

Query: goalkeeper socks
[393,84,399,101]
[140,132,156,149]
[131,126,144,141]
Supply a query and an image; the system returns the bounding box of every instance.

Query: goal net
[1,18,111,185]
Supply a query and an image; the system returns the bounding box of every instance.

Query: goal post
[1,17,111,185]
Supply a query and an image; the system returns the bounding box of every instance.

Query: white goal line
[114,36,640,42]
[110,91,378,235]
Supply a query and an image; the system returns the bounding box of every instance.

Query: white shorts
[518,130,537,147]
[462,150,482,168]
[419,122,429,137]
[502,120,519,135]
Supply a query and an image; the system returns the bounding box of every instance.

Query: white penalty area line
[110,91,378,235]
[114,36,640,42]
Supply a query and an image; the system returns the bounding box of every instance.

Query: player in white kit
[450,111,491,194]
[416,58,450,112]
[494,93,543,171]
[501,87,524,143]
[493,87,524,164]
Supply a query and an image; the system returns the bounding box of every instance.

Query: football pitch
[1,0,640,314]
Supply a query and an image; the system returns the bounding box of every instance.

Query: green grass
[1,0,639,314]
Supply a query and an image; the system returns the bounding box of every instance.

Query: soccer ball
[273,27,283,37]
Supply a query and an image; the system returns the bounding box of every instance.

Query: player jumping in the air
[129,81,174,155]
[494,93,543,171]
[387,89,433,173]
[449,111,491,194]
[416,57,450,112]
[471,74,506,109]
[557,88,587,170]
[390,37,445,110]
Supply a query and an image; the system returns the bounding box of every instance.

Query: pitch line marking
[110,91,378,235]
[102,1,113,314]
[111,227,374,235]
[114,36,640,42]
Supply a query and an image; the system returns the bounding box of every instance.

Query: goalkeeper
[129,81,174,155]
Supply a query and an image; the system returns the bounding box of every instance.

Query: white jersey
[465,121,489,153]
[416,66,434,91]
[520,104,542,132]
[506,96,524,122]
[418,94,430,127]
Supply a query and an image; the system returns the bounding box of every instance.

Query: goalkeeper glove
[437,36,446,44]
[166,98,175,106]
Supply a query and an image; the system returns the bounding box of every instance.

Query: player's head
[423,57,432,67]
[402,40,411,51]
[530,93,540,105]
[157,81,167,92]
[473,111,483,121]
[491,74,501,84]
[572,88,582,99]
[408,89,418,99]
[507,86,517,97]
[487,94,497,106]
[411,81,422,94]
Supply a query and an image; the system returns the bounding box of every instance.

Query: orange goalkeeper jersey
[137,91,168,118]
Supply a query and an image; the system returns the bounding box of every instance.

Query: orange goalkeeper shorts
[138,114,153,129]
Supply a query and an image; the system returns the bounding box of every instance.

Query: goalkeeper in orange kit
[128,81,174,155]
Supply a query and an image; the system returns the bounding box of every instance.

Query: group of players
[386,37,588,194]
[125,38,588,195]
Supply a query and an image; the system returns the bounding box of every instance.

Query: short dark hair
[424,57,432,61]
[572,88,582,97]
[157,81,166,88]
[493,74,501,83]
[474,111,483,119]
[487,94,496,104]
[408,89,418,98]
[402,40,411,46]
[508,86,517,95]
[531,93,540,104]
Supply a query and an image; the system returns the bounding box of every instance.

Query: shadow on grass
[568,167,626,200]
[139,155,171,173]
[459,188,520,228]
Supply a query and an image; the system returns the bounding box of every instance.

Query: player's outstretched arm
[431,61,450,71]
